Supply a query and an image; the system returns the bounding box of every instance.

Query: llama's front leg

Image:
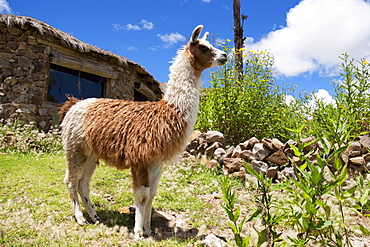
[132,165,150,239]
[142,164,163,235]
[134,185,150,239]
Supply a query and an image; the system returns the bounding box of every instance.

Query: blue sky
[2,0,370,101]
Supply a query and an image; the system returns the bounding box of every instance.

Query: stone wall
[185,131,370,180]
[0,15,162,131]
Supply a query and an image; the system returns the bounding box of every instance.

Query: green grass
[0,153,238,246]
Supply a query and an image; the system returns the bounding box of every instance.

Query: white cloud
[285,94,296,106]
[312,89,335,105]
[112,23,124,31]
[113,19,154,31]
[140,19,154,30]
[246,0,370,77]
[202,0,211,3]
[127,46,137,51]
[126,23,141,31]
[0,0,12,13]
[157,32,186,48]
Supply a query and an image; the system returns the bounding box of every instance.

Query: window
[47,64,105,103]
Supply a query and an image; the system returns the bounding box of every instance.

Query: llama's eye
[199,45,209,52]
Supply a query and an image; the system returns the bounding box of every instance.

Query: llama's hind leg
[78,155,100,223]
[64,152,88,225]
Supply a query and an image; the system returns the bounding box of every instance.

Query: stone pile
[185,131,370,180]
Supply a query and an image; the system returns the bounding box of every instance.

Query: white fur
[62,98,101,225]
[133,164,163,238]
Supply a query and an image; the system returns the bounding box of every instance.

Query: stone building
[0,14,163,131]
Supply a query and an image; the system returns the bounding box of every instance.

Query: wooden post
[233,0,247,83]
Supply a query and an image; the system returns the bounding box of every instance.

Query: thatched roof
[0,14,153,77]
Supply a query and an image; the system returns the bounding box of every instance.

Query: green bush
[196,43,298,145]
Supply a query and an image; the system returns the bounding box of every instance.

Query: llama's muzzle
[217,53,228,65]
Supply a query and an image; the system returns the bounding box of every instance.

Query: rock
[17,56,33,68]
[363,153,370,162]
[291,156,302,166]
[202,233,227,247]
[341,149,350,165]
[198,133,207,145]
[265,150,289,166]
[229,170,246,180]
[349,156,365,166]
[271,138,285,150]
[365,160,370,171]
[225,146,235,158]
[318,138,331,152]
[205,131,225,144]
[7,41,19,51]
[279,167,297,180]
[231,145,242,158]
[186,139,198,152]
[3,76,17,86]
[206,142,223,156]
[238,140,250,150]
[206,159,220,170]
[39,121,46,129]
[262,138,274,150]
[249,160,269,174]
[301,136,317,153]
[240,150,252,161]
[252,143,271,160]
[197,143,208,155]
[8,26,23,36]
[222,158,244,174]
[359,136,370,153]
[266,166,278,179]
[308,151,319,165]
[248,137,260,148]
[190,130,201,141]
[199,155,209,166]
[213,147,226,160]
[0,58,12,69]
[284,139,297,154]
[348,141,363,157]
[348,164,366,174]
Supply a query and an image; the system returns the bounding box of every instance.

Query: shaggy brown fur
[83,98,187,187]
[58,96,80,122]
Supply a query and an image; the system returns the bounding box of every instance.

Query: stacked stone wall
[0,18,161,131]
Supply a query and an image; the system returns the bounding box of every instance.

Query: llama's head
[188,25,227,72]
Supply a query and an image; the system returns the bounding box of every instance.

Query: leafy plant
[196,42,297,145]
[244,164,285,247]
[219,176,250,247]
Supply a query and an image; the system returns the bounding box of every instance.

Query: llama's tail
[58,95,80,123]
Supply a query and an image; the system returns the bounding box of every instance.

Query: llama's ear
[201,31,209,41]
[190,25,203,44]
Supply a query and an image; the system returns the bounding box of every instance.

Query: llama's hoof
[134,230,152,240]
[75,216,88,226]
[92,215,101,224]
[134,233,145,240]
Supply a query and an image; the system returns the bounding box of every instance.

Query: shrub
[196,43,298,145]
[0,120,62,154]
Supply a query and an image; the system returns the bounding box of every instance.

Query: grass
[0,153,242,246]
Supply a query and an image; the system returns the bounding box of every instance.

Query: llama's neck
[163,49,201,128]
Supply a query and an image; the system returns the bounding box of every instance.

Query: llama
[59,25,227,239]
